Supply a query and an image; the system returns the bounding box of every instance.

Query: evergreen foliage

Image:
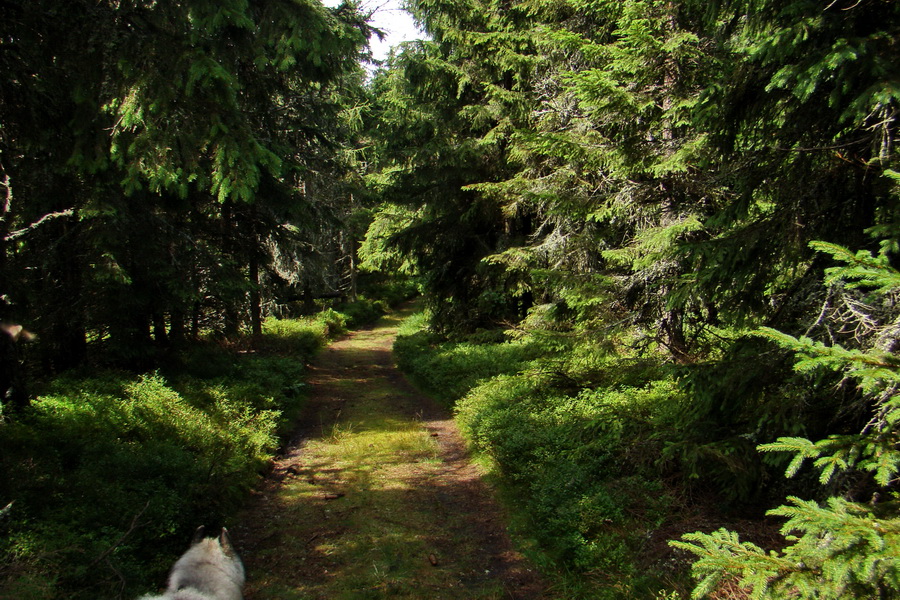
[394,310,683,597]
[4,0,900,595]
[0,0,374,371]
[0,2,406,595]
[367,0,900,595]
[673,242,900,599]
[364,0,542,332]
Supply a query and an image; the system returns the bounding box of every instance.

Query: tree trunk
[153,312,169,345]
[169,309,186,345]
[47,224,87,371]
[662,308,690,363]
[221,202,240,338]
[191,300,201,340]
[348,242,358,302]
[249,255,262,336]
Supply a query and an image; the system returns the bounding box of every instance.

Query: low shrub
[0,372,279,597]
[336,297,387,328]
[0,310,342,599]
[260,311,345,355]
[393,327,541,405]
[457,374,678,576]
[395,310,681,597]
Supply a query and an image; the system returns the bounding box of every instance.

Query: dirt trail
[233,308,546,599]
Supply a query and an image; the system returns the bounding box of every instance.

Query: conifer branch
[3,209,75,242]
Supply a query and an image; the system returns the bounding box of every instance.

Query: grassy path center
[234,309,544,599]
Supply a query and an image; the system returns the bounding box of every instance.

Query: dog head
[137,526,245,600]
[169,526,245,600]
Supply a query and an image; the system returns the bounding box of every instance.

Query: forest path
[233,307,546,599]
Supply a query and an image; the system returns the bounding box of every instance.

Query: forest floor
[232,307,547,599]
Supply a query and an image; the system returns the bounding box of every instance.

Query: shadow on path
[233,309,546,599]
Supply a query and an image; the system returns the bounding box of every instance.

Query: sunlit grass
[240,308,514,600]
[319,419,439,464]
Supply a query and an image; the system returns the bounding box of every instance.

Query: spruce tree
[0,0,373,368]
[365,0,540,332]
[673,241,900,599]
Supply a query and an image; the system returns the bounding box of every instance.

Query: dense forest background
[1,0,898,598]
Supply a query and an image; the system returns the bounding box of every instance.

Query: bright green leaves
[358,204,421,275]
[753,264,900,489]
[765,31,890,132]
[210,137,283,203]
[672,528,793,600]
[266,1,369,75]
[810,241,900,295]
[554,0,707,136]
[603,215,704,271]
[736,0,900,163]
[756,327,900,390]
[104,2,264,201]
[758,433,893,487]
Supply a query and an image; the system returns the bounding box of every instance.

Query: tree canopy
[1,0,372,368]
[364,0,900,596]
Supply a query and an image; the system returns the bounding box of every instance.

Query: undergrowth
[394,297,863,599]
[394,312,693,599]
[393,312,544,405]
[0,309,352,599]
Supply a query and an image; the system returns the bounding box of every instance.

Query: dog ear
[219,528,237,556]
[191,525,207,546]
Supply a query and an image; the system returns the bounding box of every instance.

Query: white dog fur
[139,526,245,600]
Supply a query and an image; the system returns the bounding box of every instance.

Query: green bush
[0,372,279,597]
[336,297,387,328]
[394,327,541,404]
[395,310,679,595]
[261,312,345,355]
[457,374,677,575]
[0,310,343,599]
